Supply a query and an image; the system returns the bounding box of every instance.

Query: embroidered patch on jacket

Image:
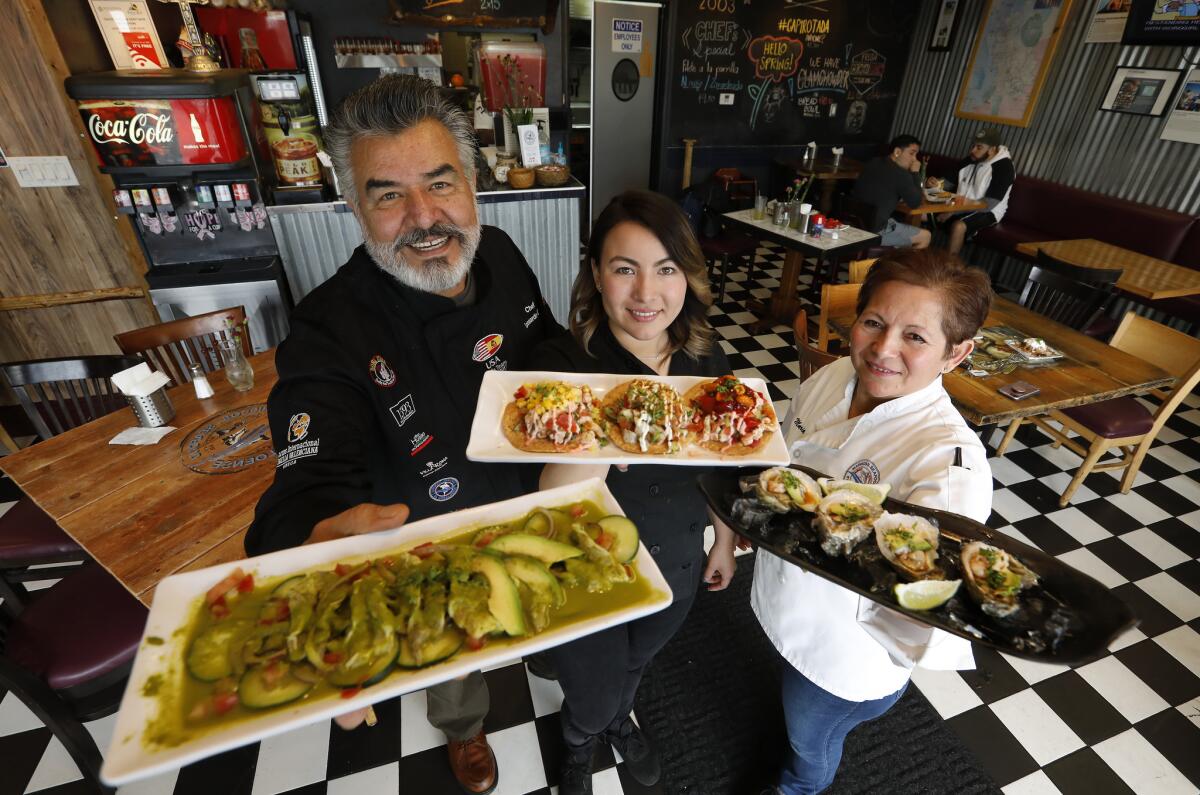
[844,459,881,484]
[410,431,433,455]
[429,476,459,501]
[472,333,504,362]
[420,456,449,477]
[369,355,396,387]
[287,413,311,443]
[389,395,415,429]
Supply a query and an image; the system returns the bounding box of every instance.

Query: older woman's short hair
[856,249,993,353]
[570,190,715,360]
[324,74,477,206]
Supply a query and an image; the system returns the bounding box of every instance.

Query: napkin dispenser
[112,363,175,428]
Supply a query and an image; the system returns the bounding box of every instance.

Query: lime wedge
[818,478,891,504]
[894,579,961,611]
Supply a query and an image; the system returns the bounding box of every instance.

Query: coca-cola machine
[65,69,291,350]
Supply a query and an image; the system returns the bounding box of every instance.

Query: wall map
[665,0,917,147]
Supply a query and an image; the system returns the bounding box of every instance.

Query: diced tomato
[205,567,246,606]
[335,563,351,577]
[340,687,362,699]
[474,533,496,549]
[213,693,239,714]
[323,651,344,665]
[514,386,527,399]
[236,574,255,593]
[465,635,487,651]
[412,542,436,559]
[209,595,230,619]
[555,413,570,429]
[743,417,760,432]
[569,504,587,518]
[596,531,614,549]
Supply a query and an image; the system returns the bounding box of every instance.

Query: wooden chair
[1035,249,1122,338]
[848,258,878,284]
[817,282,862,352]
[994,312,1200,507]
[794,309,841,381]
[0,563,147,792]
[713,167,758,208]
[114,306,251,387]
[0,355,142,616]
[1016,266,1112,333]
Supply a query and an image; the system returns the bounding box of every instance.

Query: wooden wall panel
[0,0,157,361]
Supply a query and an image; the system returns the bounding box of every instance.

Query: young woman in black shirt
[530,190,739,795]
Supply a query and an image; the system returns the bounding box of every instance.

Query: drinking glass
[218,338,255,392]
[753,194,766,220]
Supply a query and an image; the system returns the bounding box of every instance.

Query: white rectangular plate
[465,370,790,466]
[1004,339,1065,363]
[101,478,672,786]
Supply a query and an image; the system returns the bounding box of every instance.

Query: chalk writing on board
[678,19,749,105]
[848,48,886,97]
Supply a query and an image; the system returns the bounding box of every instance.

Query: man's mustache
[393,223,467,252]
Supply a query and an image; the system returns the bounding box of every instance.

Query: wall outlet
[719,93,735,106]
[8,156,79,188]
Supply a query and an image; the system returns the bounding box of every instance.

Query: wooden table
[0,352,278,605]
[775,156,862,214]
[724,209,881,331]
[898,196,988,221]
[828,297,1174,426]
[1015,238,1200,301]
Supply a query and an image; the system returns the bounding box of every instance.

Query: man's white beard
[365,218,483,294]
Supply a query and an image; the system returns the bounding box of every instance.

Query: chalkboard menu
[389,0,557,30]
[664,0,918,147]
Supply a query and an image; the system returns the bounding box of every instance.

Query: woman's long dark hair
[570,190,717,360]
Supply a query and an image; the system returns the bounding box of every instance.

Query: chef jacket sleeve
[245,323,379,556]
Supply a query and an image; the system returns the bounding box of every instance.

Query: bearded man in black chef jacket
[246,74,564,795]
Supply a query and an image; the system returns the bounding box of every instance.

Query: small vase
[788,200,803,230]
[218,338,255,392]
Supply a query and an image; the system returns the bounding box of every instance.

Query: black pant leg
[547,623,633,747]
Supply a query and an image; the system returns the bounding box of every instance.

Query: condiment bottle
[189,363,215,399]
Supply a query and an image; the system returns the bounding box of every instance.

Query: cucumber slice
[327,637,399,688]
[470,554,526,636]
[487,533,583,564]
[186,619,251,682]
[239,665,314,708]
[504,555,565,608]
[271,575,307,599]
[398,628,464,668]
[597,516,640,563]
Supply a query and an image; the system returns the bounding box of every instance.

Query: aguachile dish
[144,501,649,747]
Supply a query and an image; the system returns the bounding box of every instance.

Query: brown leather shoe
[447,731,498,794]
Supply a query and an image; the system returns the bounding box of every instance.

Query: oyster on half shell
[754,467,821,513]
[874,512,940,580]
[814,489,882,557]
[961,541,1038,618]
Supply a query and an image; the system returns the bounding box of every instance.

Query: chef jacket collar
[822,368,948,448]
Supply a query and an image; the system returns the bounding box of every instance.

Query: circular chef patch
[844,459,881,484]
[369,354,396,387]
[429,476,460,502]
[181,404,275,475]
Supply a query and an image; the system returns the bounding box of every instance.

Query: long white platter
[466,370,790,466]
[101,478,672,786]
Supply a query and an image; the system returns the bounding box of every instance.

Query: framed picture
[955,0,1075,128]
[1100,66,1182,116]
[928,0,963,51]
[1086,0,1132,43]
[1161,68,1200,144]
[1121,0,1200,46]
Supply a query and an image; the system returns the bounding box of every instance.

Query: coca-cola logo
[88,112,174,145]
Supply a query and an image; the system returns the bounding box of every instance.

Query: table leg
[819,178,836,215]
[748,249,805,332]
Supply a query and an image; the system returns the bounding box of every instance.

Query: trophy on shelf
[156,0,219,73]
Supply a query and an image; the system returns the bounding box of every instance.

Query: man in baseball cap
[925,128,1015,254]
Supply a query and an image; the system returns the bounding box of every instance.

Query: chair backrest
[818,283,862,351]
[1017,266,1110,332]
[1109,312,1200,402]
[1036,249,1122,286]
[848,258,878,284]
[1,355,145,440]
[113,306,251,387]
[794,309,841,381]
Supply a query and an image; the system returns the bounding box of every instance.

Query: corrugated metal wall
[267,198,581,326]
[893,1,1200,214]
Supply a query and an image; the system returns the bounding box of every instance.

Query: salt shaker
[189,363,215,399]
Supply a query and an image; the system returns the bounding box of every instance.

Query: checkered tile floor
[1,240,1198,794]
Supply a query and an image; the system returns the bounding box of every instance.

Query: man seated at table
[926,128,1015,255]
[850,134,931,250]
[245,74,565,795]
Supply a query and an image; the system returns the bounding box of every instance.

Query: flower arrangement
[785,177,812,205]
[498,54,543,131]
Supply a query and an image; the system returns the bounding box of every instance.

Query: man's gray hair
[324,74,477,206]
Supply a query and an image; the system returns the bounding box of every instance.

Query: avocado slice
[597,515,639,563]
[470,554,527,636]
[186,619,252,682]
[503,555,565,608]
[487,533,583,564]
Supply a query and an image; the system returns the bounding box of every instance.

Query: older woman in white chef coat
[754,249,994,795]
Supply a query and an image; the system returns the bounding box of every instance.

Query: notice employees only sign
[612,18,643,53]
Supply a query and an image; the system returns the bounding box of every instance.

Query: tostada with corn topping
[502,381,600,453]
